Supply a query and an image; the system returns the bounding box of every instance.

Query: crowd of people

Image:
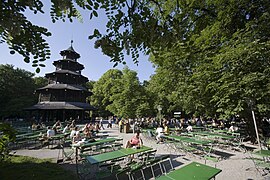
[121,116,244,144]
[32,118,110,146]
[29,115,244,149]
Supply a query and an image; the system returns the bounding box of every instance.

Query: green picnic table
[16,132,35,139]
[253,150,270,157]
[192,126,205,131]
[156,162,222,180]
[50,133,69,140]
[213,130,240,137]
[86,145,152,164]
[193,131,235,140]
[168,135,212,145]
[73,137,118,149]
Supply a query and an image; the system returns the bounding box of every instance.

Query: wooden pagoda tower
[26,42,94,121]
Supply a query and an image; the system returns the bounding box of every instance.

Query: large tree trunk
[243,110,263,144]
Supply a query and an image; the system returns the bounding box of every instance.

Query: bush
[0,123,16,161]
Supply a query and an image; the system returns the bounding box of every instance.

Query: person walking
[99,118,105,130]
[107,118,112,128]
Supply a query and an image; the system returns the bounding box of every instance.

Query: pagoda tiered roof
[60,44,80,59]
[45,69,84,76]
[36,84,89,92]
[25,102,94,110]
[53,59,84,70]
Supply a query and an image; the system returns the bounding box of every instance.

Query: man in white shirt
[156,125,165,144]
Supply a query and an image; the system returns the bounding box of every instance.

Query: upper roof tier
[60,41,80,61]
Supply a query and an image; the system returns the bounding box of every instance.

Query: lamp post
[157,105,162,125]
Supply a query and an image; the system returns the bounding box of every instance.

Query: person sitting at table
[88,123,94,130]
[40,122,46,129]
[69,120,76,129]
[38,126,55,147]
[218,120,225,129]
[156,125,165,144]
[70,126,79,139]
[212,119,218,128]
[196,118,202,127]
[82,124,92,138]
[228,123,239,133]
[186,123,193,132]
[94,122,100,134]
[53,120,63,130]
[72,131,82,143]
[72,131,86,146]
[36,123,42,130]
[62,123,70,133]
[53,126,59,134]
[164,123,170,135]
[47,126,55,138]
[125,131,143,148]
[32,122,38,130]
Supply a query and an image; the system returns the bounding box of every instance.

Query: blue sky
[0,3,155,82]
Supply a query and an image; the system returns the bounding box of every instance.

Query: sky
[0,3,156,82]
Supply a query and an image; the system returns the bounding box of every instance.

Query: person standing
[99,118,105,130]
[107,118,112,128]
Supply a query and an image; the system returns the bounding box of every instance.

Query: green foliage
[0,123,16,161]
[0,64,40,119]
[33,76,48,89]
[91,68,153,118]
[2,0,270,69]
[85,80,96,92]
[107,67,149,118]
[90,69,123,116]
[147,0,270,122]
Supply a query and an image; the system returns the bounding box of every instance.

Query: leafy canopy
[0,64,47,119]
[91,68,153,118]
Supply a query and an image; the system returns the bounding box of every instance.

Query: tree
[0,64,39,119]
[107,67,150,118]
[91,68,152,118]
[85,80,96,92]
[90,69,123,117]
[145,0,270,140]
[33,76,48,89]
[2,0,270,67]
